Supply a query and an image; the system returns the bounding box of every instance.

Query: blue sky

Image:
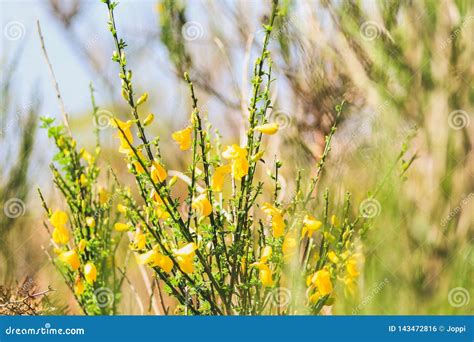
[1,0,164,117]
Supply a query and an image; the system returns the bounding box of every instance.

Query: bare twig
[36,20,72,135]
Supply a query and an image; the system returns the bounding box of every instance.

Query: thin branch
[36,20,72,135]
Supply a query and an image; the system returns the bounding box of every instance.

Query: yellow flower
[131,230,146,250]
[98,186,109,204]
[50,210,68,229]
[255,123,279,135]
[137,248,174,273]
[150,189,165,204]
[327,251,339,264]
[301,215,322,239]
[282,231,298,263]
[251,246,274,287]
[172,126,192,150]
[78,239,87,252]
[312,269,333,296]
[222,144,249,180]
[117,204,127,213]
[192,194,212,217]
[173,243,197,274]
[136,249,156,265]
[330,214,339,227]
[59,250,80,270]
[84,262,97,284]
[52,226,70,244]
[254,263,274,287]
[114,222,129,232]
[132,161,145,174]
[131,150,146,174]
[232,156,249,180]
[50,210,70,244]
[346,256,360,278]
[86,217,96,228]
[151,161,167,183]
[261,202,285,238]
[111,118,134,155]
[155,253,173,273]
[211,164,232,192]
[74,277,84,296]
[155,206,170,220]
[80,174,88,186]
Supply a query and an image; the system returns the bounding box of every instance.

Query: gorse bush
[38,0,415,315]
[100,0,365,315]
[38,88,125,315]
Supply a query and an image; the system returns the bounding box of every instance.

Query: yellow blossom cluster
[50,210,98,296]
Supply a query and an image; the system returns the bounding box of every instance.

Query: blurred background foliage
[0,0,472,314]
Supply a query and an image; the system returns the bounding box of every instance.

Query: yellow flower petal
[155,205,170,220]
[222,144,247,160]
[258,263,274,287]
[232,156,249,180]
[136,249,158,265]
[84,262,97,284]
[59,250,80,270]
[117,204,127,213]
[114,222,129,232]
[173,242,198,257]
[301,215,322,238]
[98,186,109,204]
[131,230,146,250]
[211,164,232,192]
[173,243,197,274]
[313,269,333,296]
[255,123,279,135]
[133,161,145,174]
[111,118,134,155]
[261,203,285,238]
[222,145,249,180]
[78,239,87,252]
[328,251,339,264]
[50,210,68,229]
[151,161,167,183]
[52,226,70,244]
[74,277,85,296]
[171,126,192,150]
[192,194,212,217]
[86,217,96,228]
[155,253,174,273]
